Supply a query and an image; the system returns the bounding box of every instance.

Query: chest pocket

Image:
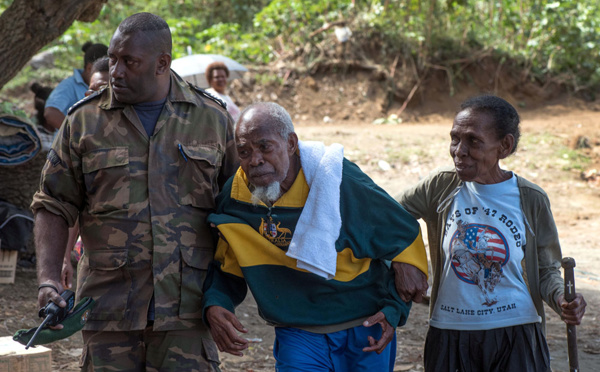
[82,147,130,214]
[178,143,222,209]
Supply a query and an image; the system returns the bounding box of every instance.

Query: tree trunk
[0,0,107,90]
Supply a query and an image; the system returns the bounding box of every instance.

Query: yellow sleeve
[391,228,428,277]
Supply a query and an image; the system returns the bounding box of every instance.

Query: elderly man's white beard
[250,181,281,206]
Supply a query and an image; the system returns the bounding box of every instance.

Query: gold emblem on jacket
[259,217,292,248]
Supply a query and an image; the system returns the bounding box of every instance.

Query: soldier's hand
[362,312,395,354]
[37,281,66,330]
[558,293,587,325]
[206,306,249,356]
[392,262,428,303]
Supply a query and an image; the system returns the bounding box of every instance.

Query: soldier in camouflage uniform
[31,13,237,372]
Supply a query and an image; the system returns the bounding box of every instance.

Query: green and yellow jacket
[202,159,427,332]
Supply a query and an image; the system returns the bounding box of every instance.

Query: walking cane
[561,257,579,372]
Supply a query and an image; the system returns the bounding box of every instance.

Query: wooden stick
[561,257,579,372]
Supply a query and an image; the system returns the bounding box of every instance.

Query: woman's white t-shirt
[430,173,541,330]
[205,88,241,122]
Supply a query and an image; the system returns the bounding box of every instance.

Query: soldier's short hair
[118,12,172,55]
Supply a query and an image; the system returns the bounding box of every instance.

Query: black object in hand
[25,290,75,349]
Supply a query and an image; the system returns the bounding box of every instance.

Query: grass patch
[557,149,591,171]
[504,132,590,174]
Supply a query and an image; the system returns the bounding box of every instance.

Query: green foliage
[24,1,272,71]
[254,72,283,86]
[254,0,352,41]
[0,0,11,12]
[0,101,28,119]
[446,0,600,89]
[2,0,600,92]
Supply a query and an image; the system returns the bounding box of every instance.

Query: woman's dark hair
[82,41,109,67]
[460,94,521,154]
[205,62,229,85]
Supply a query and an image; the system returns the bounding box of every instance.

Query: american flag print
[450,223,509,284]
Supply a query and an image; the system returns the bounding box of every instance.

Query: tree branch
[0,0,107,90]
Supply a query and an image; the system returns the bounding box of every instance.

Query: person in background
[43,41,108,131]
[205,61,241,122]
[32,13,237,371]
[60,56,111,290]
[30,82,53,130]
[396,94,586,372]
[202,102,428,371]
[86,57,110,95]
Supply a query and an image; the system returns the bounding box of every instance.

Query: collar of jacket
[99,70,199,110]
[230,167,309,208]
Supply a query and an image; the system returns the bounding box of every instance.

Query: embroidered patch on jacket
[47,149,60,167]
[259,217,292,248]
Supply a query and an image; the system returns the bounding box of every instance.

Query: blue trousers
[273,325,397,372]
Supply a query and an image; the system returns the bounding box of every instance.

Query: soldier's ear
[156,53,171,75]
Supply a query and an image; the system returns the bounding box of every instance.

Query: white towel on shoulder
[286,140,344,280]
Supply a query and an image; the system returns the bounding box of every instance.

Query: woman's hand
[558,293,586,325]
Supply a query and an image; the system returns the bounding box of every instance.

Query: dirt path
[2,104,599,371]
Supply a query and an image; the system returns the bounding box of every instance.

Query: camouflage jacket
[31,71,238,332]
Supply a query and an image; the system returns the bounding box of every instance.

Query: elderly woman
[397,95,586,371]
[205,61,241,121]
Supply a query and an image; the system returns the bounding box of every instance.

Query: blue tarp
[0,115,42,166]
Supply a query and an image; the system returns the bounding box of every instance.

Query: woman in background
[205,61,241,122]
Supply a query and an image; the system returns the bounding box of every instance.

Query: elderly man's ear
[287,133,299,155]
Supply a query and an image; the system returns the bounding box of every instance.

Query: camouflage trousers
[81,325,221,372]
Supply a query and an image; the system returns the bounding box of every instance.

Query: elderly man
[202,102,428,371]
[31,13,237,371]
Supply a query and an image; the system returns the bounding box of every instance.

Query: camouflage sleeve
[30,117,83,226]
[217,114,239,189]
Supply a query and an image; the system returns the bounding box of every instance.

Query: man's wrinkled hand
[392,262,428,303]
[205,306,249,356]
[362,312,394,354]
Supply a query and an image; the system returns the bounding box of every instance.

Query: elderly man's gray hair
[237,102,295,139]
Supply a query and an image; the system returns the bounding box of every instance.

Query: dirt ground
[2,69,600,371]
